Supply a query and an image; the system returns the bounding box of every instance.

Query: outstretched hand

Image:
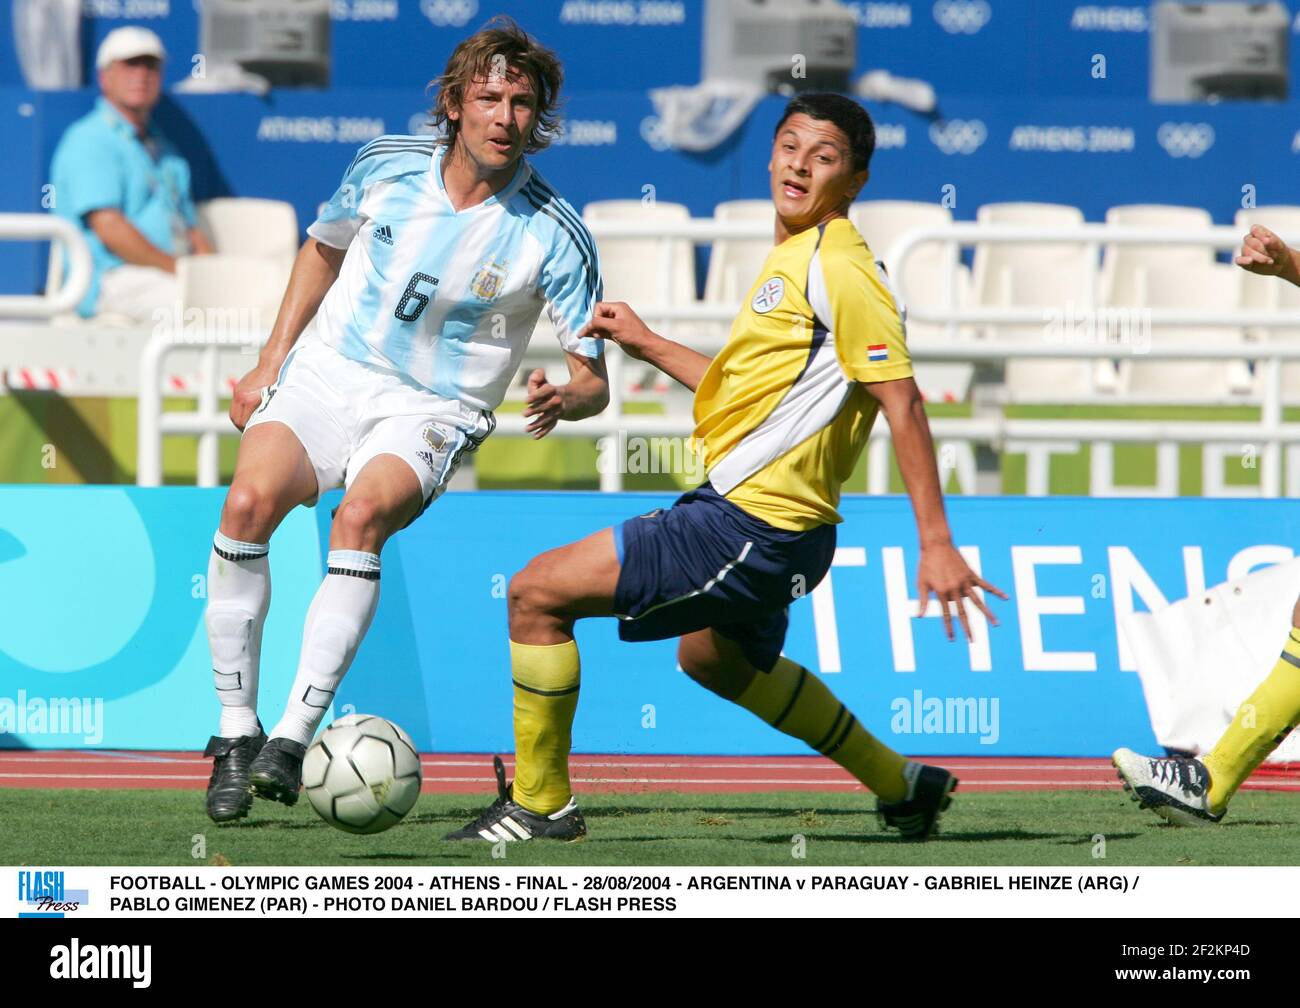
[916,543,1009,642]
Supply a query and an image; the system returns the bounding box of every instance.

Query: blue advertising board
[2,485,1297,756]
[3,2,1299,296]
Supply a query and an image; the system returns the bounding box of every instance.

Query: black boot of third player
[877,761,958,841]
[248,737,307,806]
[204,724,267,823]
[445,756,587,842]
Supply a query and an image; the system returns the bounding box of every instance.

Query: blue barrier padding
[5,485,1294,755]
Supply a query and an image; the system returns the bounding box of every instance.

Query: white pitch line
[3,771,1295,791]
[0,754,1184,777]
[0,755,194,765]
[0,773,209,781]
[423,759,1121,772]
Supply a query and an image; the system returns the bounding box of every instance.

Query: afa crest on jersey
[469,258,508,302]
[421,423,447,451]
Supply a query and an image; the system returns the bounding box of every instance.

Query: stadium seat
[891,260,975,404]
[583,199,697,312]
[972,202,1089,308]
[967,203,1113,401]
[702,199,776,309]
[849,200,952,274]
[584,200,701,393]
[1116,263,1255,402]
[850,198,969,347]
[197,198,299,271]
[178,253,287,324]
[172,254,291,389]
[1101,204,1214,306]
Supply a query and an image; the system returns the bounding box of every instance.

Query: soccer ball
[303,714,422,835]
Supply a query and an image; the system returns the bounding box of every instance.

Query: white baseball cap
[96,27,167,70]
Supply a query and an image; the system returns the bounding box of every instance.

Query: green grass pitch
[3,788,1300,866]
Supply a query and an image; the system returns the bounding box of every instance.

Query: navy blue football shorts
[612,483,836,672]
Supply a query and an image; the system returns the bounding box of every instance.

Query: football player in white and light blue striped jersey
[307,134,604,410]
[200,17,609,822]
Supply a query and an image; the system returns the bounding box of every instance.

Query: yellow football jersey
[692,216,912,531]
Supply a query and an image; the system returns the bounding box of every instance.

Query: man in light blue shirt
[49,26,212,319]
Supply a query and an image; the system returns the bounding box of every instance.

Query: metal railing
[136,218,1300,495]
[0,214,92,318]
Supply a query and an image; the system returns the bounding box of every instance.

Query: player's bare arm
[1235,224,1300,286]
[578,300,712,392]
[864,374,1008,642]
[86,207,177,273]
[522,351,609,438]
[229,237,345,431]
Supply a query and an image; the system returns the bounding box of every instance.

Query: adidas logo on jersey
[373,224,394,245]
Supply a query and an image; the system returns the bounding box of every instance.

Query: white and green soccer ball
[303,714,422,835]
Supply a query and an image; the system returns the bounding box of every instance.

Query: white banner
[1122,557,1300,760]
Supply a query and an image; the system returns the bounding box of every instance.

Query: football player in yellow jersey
[449,93,1007,843]
[1114,222,1300,824]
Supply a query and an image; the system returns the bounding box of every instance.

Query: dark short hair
[428,15,564,154]
[774,93,875,173]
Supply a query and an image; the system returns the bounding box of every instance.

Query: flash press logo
[50,939,151,988]
[1157,122,1214,159]
[934,0,991,34]
[929,119,987,155]
[17,870,88,918]
[421,0,477,27]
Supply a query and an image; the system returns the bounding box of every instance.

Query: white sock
[206,531,271,739]
[270,550,381,746]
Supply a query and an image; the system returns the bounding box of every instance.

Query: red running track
[1,750,1298,794]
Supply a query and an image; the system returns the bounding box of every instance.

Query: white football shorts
[244,334,494,517]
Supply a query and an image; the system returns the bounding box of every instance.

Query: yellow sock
[510,639,580,815]
[1202,627,1300,814]
[735,657,908,801]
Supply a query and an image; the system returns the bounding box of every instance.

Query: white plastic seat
[173,254,291,385]
[703,199,776,307]
[1261,288,1300,404]
[197,198,299,271]
[965,203,1110,400]
[850,200,952,274]
[895,263,975,403]
[1116,264,1254,401]
[582,200,696,307]
[972,202,1089,308]
[851,199,964,345]
[1101,204,1214,305]
[583,200,701,394]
